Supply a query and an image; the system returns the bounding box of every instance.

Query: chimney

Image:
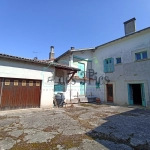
[71,47,75,50]
[124,18,136,35]
[49,46,55,59]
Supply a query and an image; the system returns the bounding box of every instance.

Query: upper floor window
[135,51,148,60]
[103,58,114,73]
[116,57,121,64]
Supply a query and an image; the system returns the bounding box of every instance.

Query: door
[80,82,85,95]
[128,84,133,105]
[106,84,113,102]
[78,63,84,78]
[141,83,146,107]
[0,78,41,109]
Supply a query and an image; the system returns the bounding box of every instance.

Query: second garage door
[0,78,41,109]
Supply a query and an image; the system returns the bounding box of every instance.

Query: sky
[0,0,150,60]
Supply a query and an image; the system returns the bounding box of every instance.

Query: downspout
[69,53,73,102]
[0,78,4,106]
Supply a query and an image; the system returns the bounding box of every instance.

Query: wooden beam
[56,67,78,71]
[67,71,76,83]
[68,71,76,75]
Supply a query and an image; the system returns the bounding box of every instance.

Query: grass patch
[43,126,58,132]
[11,134,93,150]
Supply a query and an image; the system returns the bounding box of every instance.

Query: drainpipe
[0,78,4,105]
[70,83,71,102]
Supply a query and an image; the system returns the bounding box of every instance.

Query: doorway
[128,83,146,107]
[132,84,142,105]
[106,84,113,102]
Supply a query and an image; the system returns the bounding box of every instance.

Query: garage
[0,77,41,109]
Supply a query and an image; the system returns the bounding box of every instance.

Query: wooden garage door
[0,78,41,109]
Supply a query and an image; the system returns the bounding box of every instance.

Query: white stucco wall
[93,29,150,106]
[0,58,55,108]
[57,29,150,107]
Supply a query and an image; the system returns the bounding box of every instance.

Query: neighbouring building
[0,46,79,110]
[55,18,150,107]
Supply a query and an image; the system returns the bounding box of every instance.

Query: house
[0,46,79,110]
[55,18,150,107]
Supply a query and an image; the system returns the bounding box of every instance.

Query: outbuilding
[0,51,79,110]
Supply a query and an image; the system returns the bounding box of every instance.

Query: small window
[22,80,26,86]
[36,81,40,86]
[5,79,10,85]
[29,81,33,86]
[116,57,121,64]
[135,51,148,60]
[14,80,18,86]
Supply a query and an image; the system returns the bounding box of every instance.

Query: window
[135,51,148,60]
[116,57,121,64]
[54,84,65,92]
[103,58,114,73]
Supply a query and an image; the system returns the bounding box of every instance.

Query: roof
[55,26,150,61]
[0,53,80,71]
[95,27,150,48]
[55,47,95,61]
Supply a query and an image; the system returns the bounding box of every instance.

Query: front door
[106,84,113,102]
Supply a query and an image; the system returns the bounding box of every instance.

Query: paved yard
[0,104,150,150]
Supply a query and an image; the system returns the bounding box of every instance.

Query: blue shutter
[78,63,84,78]
[111,58,114,72]
[141,83,146,107]
[128,84,133,105]
[103,59,107,73]
[78,63,81,77]
[107,59,111,72]
[95,82,100,89]
[54,84,64,92]
[80,82,85,95]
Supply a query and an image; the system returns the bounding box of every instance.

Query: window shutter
[111,58,114,72]
[128,84,133,105]
[103,59,107,73]
[141,83,146,107]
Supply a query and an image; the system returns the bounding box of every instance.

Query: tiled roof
[0,53,80,71]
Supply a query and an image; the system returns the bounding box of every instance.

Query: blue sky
[0,0,150,60]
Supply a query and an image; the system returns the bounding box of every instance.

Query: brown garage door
[0,78,41,109]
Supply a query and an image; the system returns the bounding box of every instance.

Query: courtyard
[0,104,150,150]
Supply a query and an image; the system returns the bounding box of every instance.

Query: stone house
[55,18,150,107]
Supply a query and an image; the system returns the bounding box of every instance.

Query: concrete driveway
[0,104,150,150]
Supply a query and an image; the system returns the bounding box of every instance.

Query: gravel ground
[0,103,150,150]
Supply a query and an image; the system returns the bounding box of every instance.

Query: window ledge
[135,58,149,62]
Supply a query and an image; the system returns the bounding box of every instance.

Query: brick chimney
[49,46,55,59]
[124,18,136,35]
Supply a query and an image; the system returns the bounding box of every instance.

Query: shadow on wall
[85,108,150,149]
